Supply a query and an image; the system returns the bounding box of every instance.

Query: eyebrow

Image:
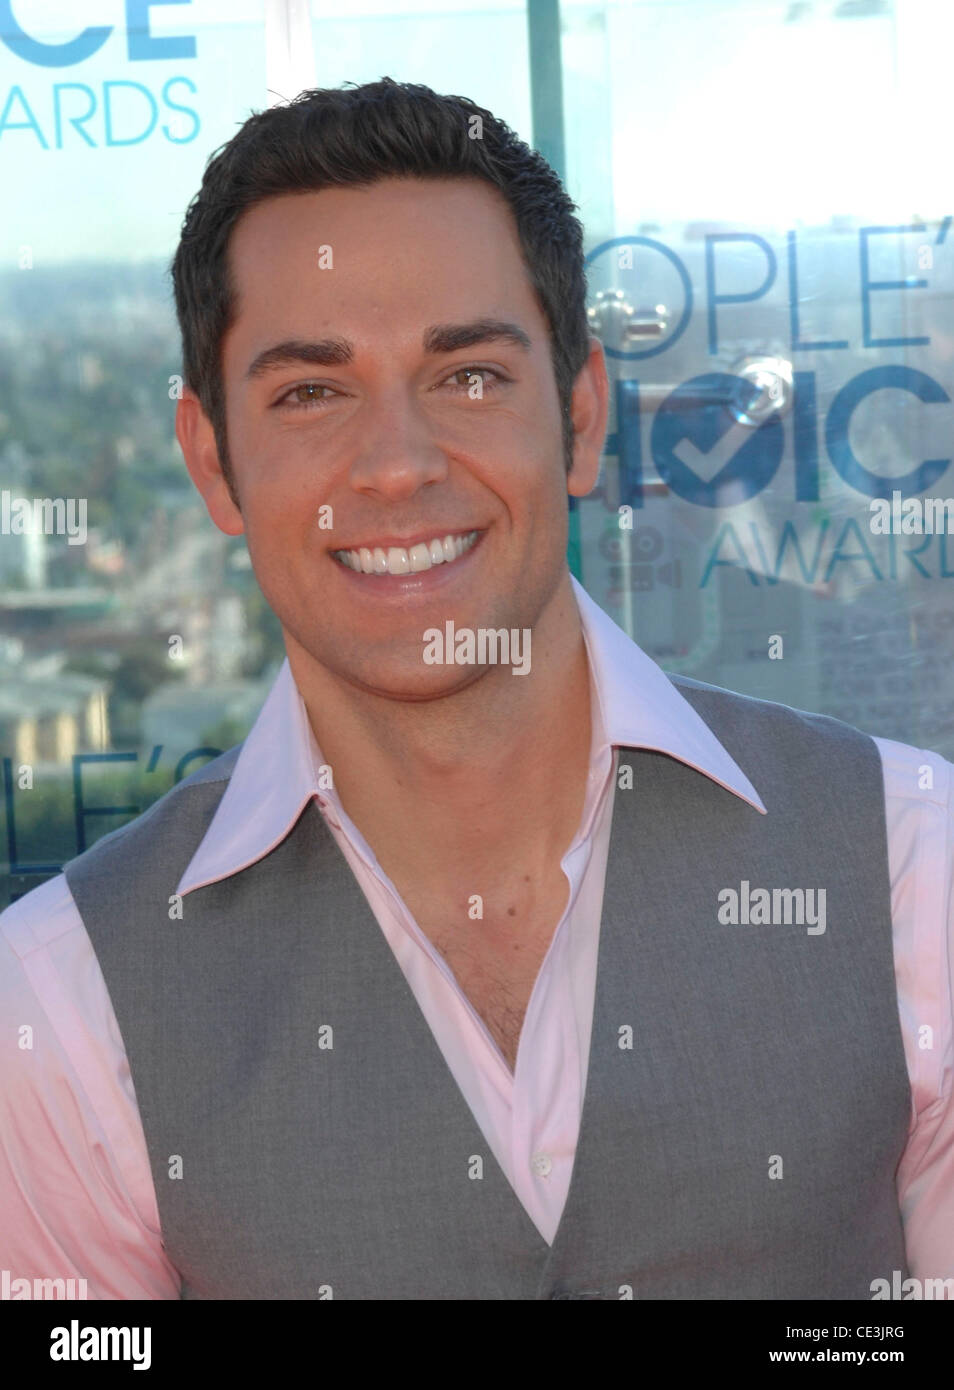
[244,318,533,381]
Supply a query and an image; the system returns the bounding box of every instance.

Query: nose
[347,388,450,502]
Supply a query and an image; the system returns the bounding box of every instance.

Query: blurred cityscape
[0,262,285,901]
[0,260,284,772]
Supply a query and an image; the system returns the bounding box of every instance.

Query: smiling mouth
[332,529,480,576]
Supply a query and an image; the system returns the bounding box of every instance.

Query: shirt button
[530,1153,552,1178]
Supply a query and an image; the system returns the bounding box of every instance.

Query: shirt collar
[177,574,766,896]
[570,574,766,814]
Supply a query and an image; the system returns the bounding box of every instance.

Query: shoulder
[665,670,879,755]
[0,871,82,967]
[667,672,954,829]
[870,733,953,813]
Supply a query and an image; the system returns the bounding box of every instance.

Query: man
[1,79,952,1301]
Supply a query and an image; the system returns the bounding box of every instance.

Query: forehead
[224,177,540,355]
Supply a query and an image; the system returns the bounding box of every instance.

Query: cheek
[242,454,327,525]
[242,492,315,579]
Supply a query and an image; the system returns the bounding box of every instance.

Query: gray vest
[62,674,911,1299]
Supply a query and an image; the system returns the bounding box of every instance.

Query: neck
[287,572,593,880]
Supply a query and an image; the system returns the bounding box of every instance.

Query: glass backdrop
[565,0,953,755]
[0,0,270,903]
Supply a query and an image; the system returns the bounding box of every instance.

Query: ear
[175,389,245,536]
[567,335,610,499]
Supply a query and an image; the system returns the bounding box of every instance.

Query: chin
[343,662,489,703]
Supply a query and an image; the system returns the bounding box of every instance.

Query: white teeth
[335,530,479,576]
[408,542,431,573]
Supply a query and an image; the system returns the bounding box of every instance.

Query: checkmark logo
[651,374,785,507]
[672,419,760,483]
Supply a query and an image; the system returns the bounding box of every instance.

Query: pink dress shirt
[1,575,952,1298]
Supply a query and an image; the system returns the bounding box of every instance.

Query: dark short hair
[170,77,591,501]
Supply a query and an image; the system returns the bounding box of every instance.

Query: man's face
[209,176,602,700]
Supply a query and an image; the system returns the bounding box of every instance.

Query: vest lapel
[301,801,553,1278]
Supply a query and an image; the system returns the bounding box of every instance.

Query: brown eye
[277,382,337,410]
[445,367,506,392]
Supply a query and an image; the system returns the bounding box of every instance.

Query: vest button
[530,1152,552,1177]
